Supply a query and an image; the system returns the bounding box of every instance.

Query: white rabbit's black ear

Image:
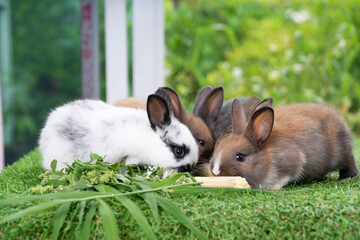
[231,99,247,135]
[193,86,224,123]
[158,87,186,122]
[147,94,172,130]
[245,105,274,146]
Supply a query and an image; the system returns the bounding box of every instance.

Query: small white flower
[232,67,243,78]
[268,70,280,80]
[293,63,303,74]
[307,54,314,63]
[299,55,307,63]
[288,10,311,24]
[284,36,291,45]
[164,66,171,78]
[221,61,230,70]
[285,49,294,58]
[162,170,169,179]
[294,30,302,38]
[269,43,278,53]
[338,39,347,49]
[251,84,261,92]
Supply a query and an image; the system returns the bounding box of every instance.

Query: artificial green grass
[1,140,360,239]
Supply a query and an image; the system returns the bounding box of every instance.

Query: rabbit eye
[198,139,205,147]
[173,147,185,157]
[235,153,246,162]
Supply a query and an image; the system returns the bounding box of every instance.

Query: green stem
[53,182,202,202]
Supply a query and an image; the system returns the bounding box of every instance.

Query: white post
[0,0,10,170]
[105,0,128,103]
[0,81,4,171]
[132,0,164,98]
[81,0,99,99]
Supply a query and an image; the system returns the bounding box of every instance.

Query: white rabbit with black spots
[39,91,198,172]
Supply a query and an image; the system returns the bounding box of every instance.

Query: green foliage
[1,142,360,239]
[7,0,360,165]
[7,0,81,163]
[165,0,360,132]
[0,153,208,239]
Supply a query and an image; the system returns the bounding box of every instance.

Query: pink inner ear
[206,103,216,118]
[205,94,222,118]
[171,98,180,118]
[255,124,266,142]
[253,110,273,144]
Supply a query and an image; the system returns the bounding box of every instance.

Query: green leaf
[155,196,207,240]
[90,153,103,162]
[78,202,97,240]
[74,165,83,181]
[51,160,58,172]
[0,199,68,224]
[47,179,68,187]
[52,202,72,240]
[151,173,186,188]
[133,181,160,224]
[77,201,86,227]
[109,163,120,171]
[97,199,120,240]
[68,173,76,186]
[103,185,157,240]
[73,180,92,190]
[0,191,105,207]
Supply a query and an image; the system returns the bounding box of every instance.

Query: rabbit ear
[147,94,172,130]
[159,87,186,122]
[231,99,247,135]
[245,105,274,146]
[193,86,224,122]
[193,86,213,114]
[253,98,274,113]
[242,97,262,118]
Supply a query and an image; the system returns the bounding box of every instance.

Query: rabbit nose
[176,164,192,172]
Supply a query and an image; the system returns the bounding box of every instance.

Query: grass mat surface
[1,139,360,239]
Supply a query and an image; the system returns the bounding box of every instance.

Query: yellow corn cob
[194,176,250,189]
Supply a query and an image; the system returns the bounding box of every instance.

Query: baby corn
[194,176,250,189]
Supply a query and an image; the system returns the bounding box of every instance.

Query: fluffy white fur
[39,99,198,171]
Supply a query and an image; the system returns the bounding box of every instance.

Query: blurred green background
[3,0,360,165]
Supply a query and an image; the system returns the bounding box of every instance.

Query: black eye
[236,153,246,162]
[198,139,205,147]
[174,147,185,157]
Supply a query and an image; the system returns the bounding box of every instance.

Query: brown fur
[209,99,359,190]
[113,88,223,163]
[161,87,218,160]
[113,98,146,109]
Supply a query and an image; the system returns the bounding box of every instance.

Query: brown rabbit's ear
[253,98,274,112]
[193,86,224,122]
[159,87,186,122]
[245,106,274,146]
[193,86,213,114]
[231,99,247,135]
[242,96,262,121]
[147,94,171,130]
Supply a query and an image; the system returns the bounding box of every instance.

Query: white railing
[82,0,164,102]
[105,0,128,103]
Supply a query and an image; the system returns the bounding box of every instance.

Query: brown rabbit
[160,86,223,160]
[209,98,359,190]
[112,87,224,160]
[113,97,146,109]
